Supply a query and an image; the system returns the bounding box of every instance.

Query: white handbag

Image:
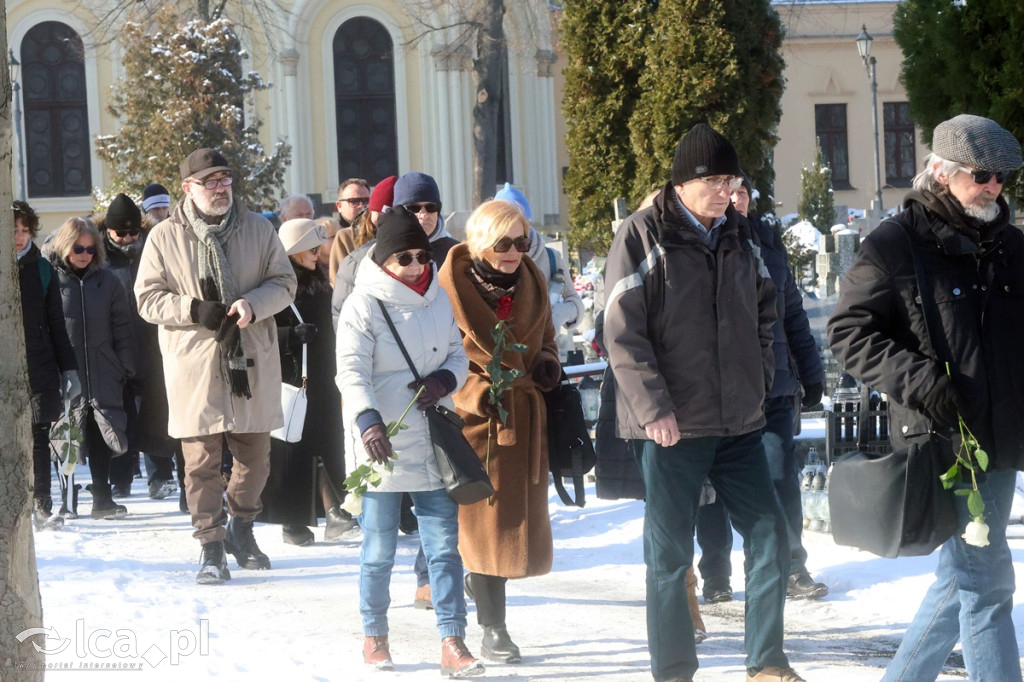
[271,304,308,443]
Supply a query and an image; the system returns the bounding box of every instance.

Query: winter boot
[787,571,828,600]
[282,524,314,546]
[32,497,65,531]
[224,517,271,570]
[414,584,433,610]
[440,636,485,678]
[363,635,393,670]
[196,540,231,585]
[481,625,521,664]
[90,488,128,520]
[323,505,358,542]
[148,478,178,500]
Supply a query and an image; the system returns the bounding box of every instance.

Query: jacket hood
[427,213,451,243]
[357,245,440,306]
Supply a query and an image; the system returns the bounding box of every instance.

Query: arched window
[333,18,398,185]
[20,22,91,197]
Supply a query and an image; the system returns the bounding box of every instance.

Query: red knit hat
[368,176,398,213]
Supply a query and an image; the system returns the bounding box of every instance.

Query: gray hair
[50,216,106,267]
[912,153,960,194]
[278,193,314,221]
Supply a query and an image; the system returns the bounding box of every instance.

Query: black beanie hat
[372,207,431,266]
[106,193,142,233]
[671,123,741,185]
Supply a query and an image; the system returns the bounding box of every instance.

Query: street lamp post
[855,25,884,216]
[9,48,26,201]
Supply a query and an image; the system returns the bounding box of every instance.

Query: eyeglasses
[697,176,743,191]
[72,245,96,255]
[492,236,532,253]
[404,202,440,214]
[338,197,369,205]
[114,228,140,238]
[956,166,1008,185]
[192,176,233,191]
[392,250,432,267]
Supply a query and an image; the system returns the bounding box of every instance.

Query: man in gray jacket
[604,124,800,682]
[136,148,296,585]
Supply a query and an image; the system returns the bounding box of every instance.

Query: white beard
[192,190,233,218]
[963,200,1000,223]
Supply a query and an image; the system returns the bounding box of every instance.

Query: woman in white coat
[336,208,482,678]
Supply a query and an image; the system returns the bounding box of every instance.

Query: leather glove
[408,370,454,410]
[921,375,961,430]
[292,323,318,345]
[361,423,393,464]
[191,299,227,331]
[214,311,240,343]
[531,357,563,390]
[801,382,824,409]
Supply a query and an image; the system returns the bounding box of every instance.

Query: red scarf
[383,265,432,296]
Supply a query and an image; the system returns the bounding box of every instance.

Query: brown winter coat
[439,243,558,579]
[135,199,297,438]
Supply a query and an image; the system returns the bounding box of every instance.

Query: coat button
[981,285,988,291]
[952,287,961,296]
[1005,286,1011,293]
[902,425,909,434]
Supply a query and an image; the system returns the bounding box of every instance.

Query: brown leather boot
[686,566,707,643]
[440,636,484,678]
[363,635,393,670]
[414,583,433,610]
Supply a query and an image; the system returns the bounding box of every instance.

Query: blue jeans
[640,431,790,680]
[359,489,467,639]
[882,468,1021,682]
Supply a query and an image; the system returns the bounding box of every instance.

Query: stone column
[280,48,302,194]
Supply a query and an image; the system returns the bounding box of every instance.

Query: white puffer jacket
[336,247,468,492]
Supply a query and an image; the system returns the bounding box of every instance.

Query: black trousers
[32,422,53,500]
[467,573,508,626]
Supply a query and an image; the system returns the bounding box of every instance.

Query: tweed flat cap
[933,114,1022,172]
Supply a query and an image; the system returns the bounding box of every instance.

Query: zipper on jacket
[78,277,91,401]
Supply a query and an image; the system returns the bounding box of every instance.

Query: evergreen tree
[894,0,1024,204]
[561,0,654,254]
[798,143,835,235]
[94,8,290,211]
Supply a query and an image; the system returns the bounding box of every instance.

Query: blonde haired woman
[49,217,137,519]
[439,199,561,664]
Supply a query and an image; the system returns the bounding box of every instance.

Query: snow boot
[32,496,65,531]
[323,505,358,541]
[90,488,128,520]
[224,517,271,570]
[148,478,177,500]
[363,635,393,670]
[440,636,484,678]
[196,540,231,585]
[282,524,314,546]
[481,624,521,664]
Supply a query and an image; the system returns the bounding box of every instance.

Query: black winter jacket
[604,183,777,440]
[19,243,77,423]
[829,191,1024,469]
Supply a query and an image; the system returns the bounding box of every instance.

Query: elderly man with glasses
[830,114,1024,682]
[136,148,296,586]
[604,123,801,682]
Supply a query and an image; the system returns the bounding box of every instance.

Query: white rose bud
[962,519,990,548]
[341,493,363,518]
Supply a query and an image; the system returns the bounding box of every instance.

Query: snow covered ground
[22,471,1024,681]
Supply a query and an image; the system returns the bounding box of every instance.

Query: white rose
[962,519,990,548]
[341,493,362,518]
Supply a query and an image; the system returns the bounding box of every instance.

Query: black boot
[224,517,271,570]
[467,574,520,663]
[33,496,65,531]
[481,625,521,664]
[196,540,231,585]
[90,488,127,520]
[282,525,314,546]
[323,505,358,542]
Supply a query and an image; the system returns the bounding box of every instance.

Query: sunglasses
[72,245,96,255]
[404,202,440,214]
[392,250,432,267]
[957,166,1008,185]
[339,197,369,205]
[192,176,233,190]
[114,228,140,238]
[492,236,532,253]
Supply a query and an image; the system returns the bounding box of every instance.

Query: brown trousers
[181,432,271,544]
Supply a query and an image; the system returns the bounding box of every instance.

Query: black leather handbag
[375,300,494,505]
[545,374,596,507]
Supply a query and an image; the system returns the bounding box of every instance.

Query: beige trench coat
[135,199,297,438]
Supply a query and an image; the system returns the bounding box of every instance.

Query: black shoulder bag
[375,299,494,505]
[828,223,958,558]
[545,371,597,507]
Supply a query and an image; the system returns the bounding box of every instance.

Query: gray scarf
[183,199,251,398]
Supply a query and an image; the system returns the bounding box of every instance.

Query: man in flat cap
[135,148,296,585]
[604,123,801,682]
[830,114,1024,681]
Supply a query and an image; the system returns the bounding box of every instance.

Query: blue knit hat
[393,172,441,209]
[494,182,532,221]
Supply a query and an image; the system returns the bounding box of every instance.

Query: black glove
[531,358,563,390]
[214,311,240,343]
[191,299,227,331]
[801,382,824,409]
[408,370,455,410]
[921,375,961,430]
[361,423,393,464]
[292,323,318,345]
